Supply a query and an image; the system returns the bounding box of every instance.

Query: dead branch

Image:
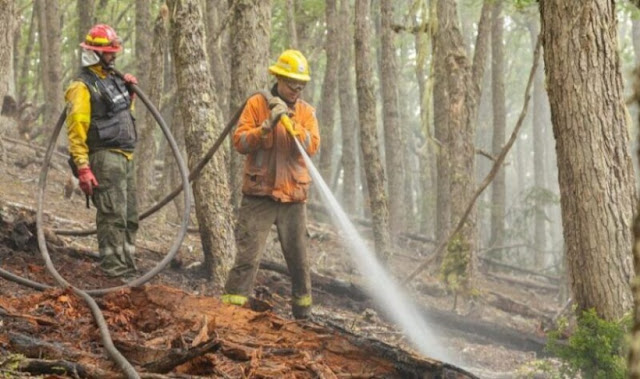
[402,33,543,284]
[141,337,221,373]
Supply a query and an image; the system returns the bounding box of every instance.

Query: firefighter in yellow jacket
[223,50,320,319]
[65,24,139,277]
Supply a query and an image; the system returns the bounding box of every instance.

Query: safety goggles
[283,78,306,92]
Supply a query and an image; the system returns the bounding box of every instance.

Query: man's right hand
[268,97,290,127]
[77,166,99,196]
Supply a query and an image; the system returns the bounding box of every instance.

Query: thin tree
[77,0,95,69]
[354,0,391,260]
[228,0,271,208]
[317,0,339,184]
[379,0,406,237]
[489,0,505,248]
[0,0,15,141]
[204,0,231,119]
[36,0,63,138]
[434,0,491,294]
[167,0,236,285]
[286,0,298,48]
[540,0,636,321]
[338,0,358,214]
[136,5,167,208]
[527,17,549,265]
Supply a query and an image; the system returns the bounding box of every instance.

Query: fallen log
[259,259,549,355]
[0,355,215,379]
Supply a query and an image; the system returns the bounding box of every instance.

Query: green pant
[224,196,311,318]
[90,150,138,277]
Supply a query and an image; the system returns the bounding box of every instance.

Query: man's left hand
[123,73,138,85]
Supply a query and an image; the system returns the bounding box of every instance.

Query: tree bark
[337,0,358,214]
[77,0,95,69]
[437,0,491,292]
[379,0,406,237]
[630,57,640,379]
[527,18,549,266]
[36,0,63,142]
[540,0,636,321]
[228,0,271,209]
[167,0,236,286]
[489,0,505,248]
[204,0,231,119]
[17,2,36,106]
[317,0,340,185]
[134,0,155,208]
[433,1,451,242]
[137,6,168,209]
[354,0,391,260]
[0,0,14,113]
[286,0,298,48]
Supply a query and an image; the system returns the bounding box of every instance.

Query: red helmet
[79,24,122,53]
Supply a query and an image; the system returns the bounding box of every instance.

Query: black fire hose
[33,76,191,378]
[52,91,267,236]
[0,88,264,377]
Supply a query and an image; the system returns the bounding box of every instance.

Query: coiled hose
[0,88,265,377]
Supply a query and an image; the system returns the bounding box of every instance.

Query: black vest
[77,68,137,152]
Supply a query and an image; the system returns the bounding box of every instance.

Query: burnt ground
[0,136,563,378]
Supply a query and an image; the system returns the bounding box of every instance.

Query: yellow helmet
[268,50,311,82]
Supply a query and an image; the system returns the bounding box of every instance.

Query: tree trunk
[437,0,491,292]
[17,3,36,106]
[167,0,236,286]
[489,0,505,249]
[204,0,231,119]
[338,0,358,214]
[379,0,406,238]
[134,0,154,208]
[527,18,548,266]
[77,0,95,69]
[36,0,63,142]
[286,0,298,48]
[317,0,339,184]
[354,0,391,260]
[0,0,14,137]
[633,18,640,66]
[228,0,271,209]
[540,0,636,321]
[433,2,450,242]
[136,6,167,209]
[628,48,640,379]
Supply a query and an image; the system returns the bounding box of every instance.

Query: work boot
[292,304,312,320]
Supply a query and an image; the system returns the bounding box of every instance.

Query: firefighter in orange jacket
[65,24,139,278]
[223,50,320,319]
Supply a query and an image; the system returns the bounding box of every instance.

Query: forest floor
[0,135,564,378]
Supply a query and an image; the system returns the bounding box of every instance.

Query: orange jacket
[233,93,320,203]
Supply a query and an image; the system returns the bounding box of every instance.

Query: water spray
[280,116,455,363]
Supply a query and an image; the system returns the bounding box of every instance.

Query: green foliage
[510,0,537,11]
[546,309,631,379]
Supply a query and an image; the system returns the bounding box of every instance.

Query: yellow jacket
[65,65,134,168]
[233,93,320,203]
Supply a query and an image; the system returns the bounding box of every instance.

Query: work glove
[268,96,290,127]
[77,166,99,196]
[123,73,138,101]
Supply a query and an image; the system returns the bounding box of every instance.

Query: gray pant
[90,150,138,277]
[224,196,311,316]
